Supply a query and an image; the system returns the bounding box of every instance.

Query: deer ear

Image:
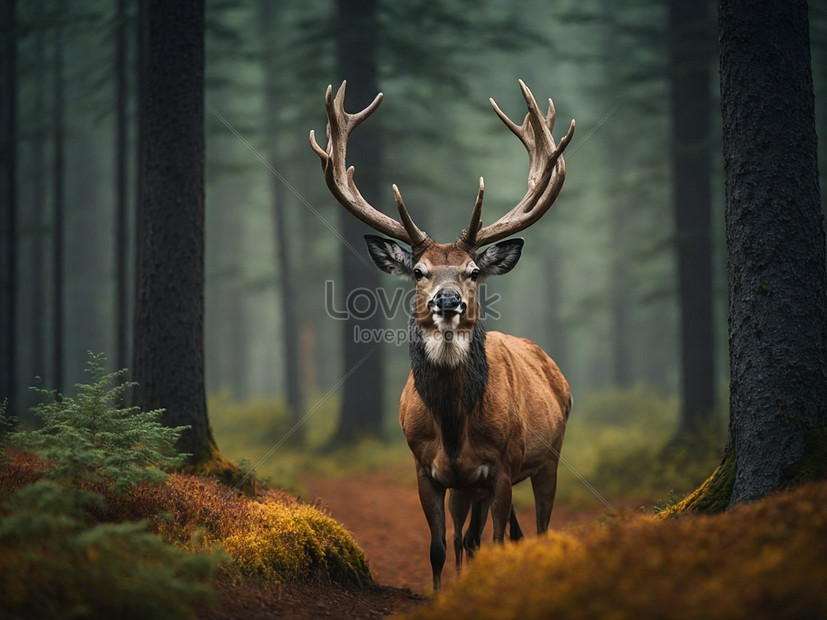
[364,235,414,278]
[476,238,524,276]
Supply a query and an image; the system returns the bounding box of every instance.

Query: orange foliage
[409,481,827,619]
[108,475,372,585]
[1,452,371,587]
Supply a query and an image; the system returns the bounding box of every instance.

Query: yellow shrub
[222,499,370,585]
[116,473,372,586]
[410,481,827,620]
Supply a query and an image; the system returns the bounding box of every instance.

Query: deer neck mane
[408,314,489,457]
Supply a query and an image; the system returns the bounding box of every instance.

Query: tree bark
[0,0,16,414]
[720,0,827,505]
[667,0,716,441]
[114,0,130,377]
[333,0,385,443]
[52,0,66,395]
[31,25,46,402]
[133,0,216,464]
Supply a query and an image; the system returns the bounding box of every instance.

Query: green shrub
[0,353,221,619]
[0,480,217,619]
[15,352,187,493]
[0,353,373,614]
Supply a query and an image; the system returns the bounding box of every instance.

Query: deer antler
[457,80,575,251]
[309,82,430,251]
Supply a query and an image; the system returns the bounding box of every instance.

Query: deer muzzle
[429,289,467,316]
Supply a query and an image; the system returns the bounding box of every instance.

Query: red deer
[310,80,574,590]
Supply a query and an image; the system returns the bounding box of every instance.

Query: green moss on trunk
[659,448,735,517]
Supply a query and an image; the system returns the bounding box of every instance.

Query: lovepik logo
[324,281,502,321]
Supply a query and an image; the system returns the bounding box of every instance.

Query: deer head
[310,80,575,366]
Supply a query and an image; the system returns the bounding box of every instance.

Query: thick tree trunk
[0,0,16,414]
[134,0,215,464]
[668,0,827,515]
[333,0,385,443]
[667,0,716,440]
[721,0,827,505]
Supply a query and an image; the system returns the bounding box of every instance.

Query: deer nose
[432,289,464,314]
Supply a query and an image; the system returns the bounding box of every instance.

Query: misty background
[3,1,827,489]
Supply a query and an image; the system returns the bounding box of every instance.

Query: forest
[1,0,826,618]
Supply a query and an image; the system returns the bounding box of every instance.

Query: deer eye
[413,267,424,280]
[470,268,481,281]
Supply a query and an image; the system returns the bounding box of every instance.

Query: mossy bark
[662,427,827,517]
[182,432,256,495]
[659,446,735,517]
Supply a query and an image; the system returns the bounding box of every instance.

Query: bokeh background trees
[2,0,826,500]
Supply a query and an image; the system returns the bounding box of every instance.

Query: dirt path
[302,464,619,594]
[202,466,642,618]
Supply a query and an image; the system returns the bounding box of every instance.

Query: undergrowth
[0,353,218,618]
[0,353,372,619]
[409,479,827,619]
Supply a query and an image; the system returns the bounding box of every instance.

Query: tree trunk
[31,25,46,402]
[333,0,385,443]
[0,0,16,414]
[609,204,632,388]
[601,6,632,390]
[52,0,66,395]
[667,0,716,441]
[811,5,827,222]
[133,0,216,464]
[721,0,826,505]
[114,0,130,377]
[667,0,827,514]
[544,242,568,376]
[259,0,304,430]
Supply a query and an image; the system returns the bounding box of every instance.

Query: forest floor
[199,463,648,619]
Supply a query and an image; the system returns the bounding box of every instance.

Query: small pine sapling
[14,352,189,493]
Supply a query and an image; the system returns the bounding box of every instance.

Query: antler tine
[392,184,429,250]
[309,81,429,249]
[469,80,575,249]
[457,177,485,252]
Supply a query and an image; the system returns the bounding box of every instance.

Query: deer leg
[416,464,447,591]
[448,490,471,574]
[490,473,513,543]
[509,505,524,541]
[463,496,491,559]
[530,458,560,534]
